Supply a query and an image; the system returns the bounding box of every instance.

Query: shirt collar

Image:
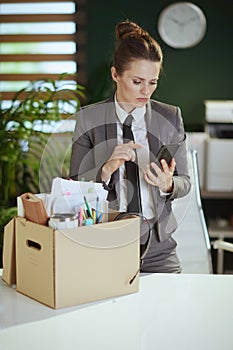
[114,94,146,125]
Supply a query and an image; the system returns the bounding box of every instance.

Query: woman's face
[111,59,161,113]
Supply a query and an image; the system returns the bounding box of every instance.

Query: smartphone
[156,143,180,166]
[155,134,186,168]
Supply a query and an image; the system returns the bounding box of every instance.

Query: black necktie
[123,115,142,213]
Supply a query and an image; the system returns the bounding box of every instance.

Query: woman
[69,20,191,273]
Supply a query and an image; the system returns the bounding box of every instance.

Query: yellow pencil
[92,209,96,224]
[82,207,87,221]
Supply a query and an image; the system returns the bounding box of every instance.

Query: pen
[84,196,93,219]
[96,196,99,220]
[97,213,102,223]
[79,207,83,226]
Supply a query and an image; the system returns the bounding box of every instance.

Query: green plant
[0,73,85,207]
[0,73,85,268]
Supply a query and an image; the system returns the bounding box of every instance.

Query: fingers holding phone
[144,158,176,193]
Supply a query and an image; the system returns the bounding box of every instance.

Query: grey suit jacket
[69,97,191,241]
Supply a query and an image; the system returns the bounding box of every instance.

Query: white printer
[204,100,233,192]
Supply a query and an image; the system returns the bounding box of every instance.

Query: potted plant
[0,73,85,266]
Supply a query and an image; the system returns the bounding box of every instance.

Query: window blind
[0,0,87,102]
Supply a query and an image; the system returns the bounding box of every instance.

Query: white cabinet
[205,138,233,192]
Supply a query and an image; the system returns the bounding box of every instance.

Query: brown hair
[113,20,163,75]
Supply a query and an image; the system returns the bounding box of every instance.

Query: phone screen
[154,134,186,168]
[156,144,180,165]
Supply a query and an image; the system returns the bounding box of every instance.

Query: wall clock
[157,2,207,48]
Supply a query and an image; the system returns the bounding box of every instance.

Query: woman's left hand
[144,158,176,193]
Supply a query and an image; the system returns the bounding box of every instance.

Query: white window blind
[0,0,87,102]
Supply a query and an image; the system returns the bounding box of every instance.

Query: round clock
[157,2,207,48]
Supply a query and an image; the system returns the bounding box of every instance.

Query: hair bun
[113,20,163,75]
[116,20,143,40]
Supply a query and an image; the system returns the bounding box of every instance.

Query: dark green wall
[86,0,233,131]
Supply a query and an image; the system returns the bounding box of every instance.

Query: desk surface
[1,273,233,350]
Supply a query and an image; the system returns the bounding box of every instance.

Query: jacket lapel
[104,97,118,143]
[145,101,161,163]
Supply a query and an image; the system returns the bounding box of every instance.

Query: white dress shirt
[114,100,155,219]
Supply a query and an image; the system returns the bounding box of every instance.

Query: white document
[47,177,108,215]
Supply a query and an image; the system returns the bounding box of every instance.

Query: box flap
[2,218,16,285]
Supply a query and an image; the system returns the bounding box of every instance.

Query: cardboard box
[2,216,140,309]
[2,218,16,285]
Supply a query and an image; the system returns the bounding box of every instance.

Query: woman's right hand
[101,141,141,182]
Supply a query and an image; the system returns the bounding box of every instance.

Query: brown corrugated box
[2,216,140,309]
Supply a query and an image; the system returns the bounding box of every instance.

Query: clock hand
[167,16,182,25]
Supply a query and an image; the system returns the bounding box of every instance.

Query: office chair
[212,239,233,274]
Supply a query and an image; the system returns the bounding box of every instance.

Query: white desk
[1,273,233,350]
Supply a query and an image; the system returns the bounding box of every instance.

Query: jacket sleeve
[69,109,101,181]
[69,108,118,186]
[168,107,191,200]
